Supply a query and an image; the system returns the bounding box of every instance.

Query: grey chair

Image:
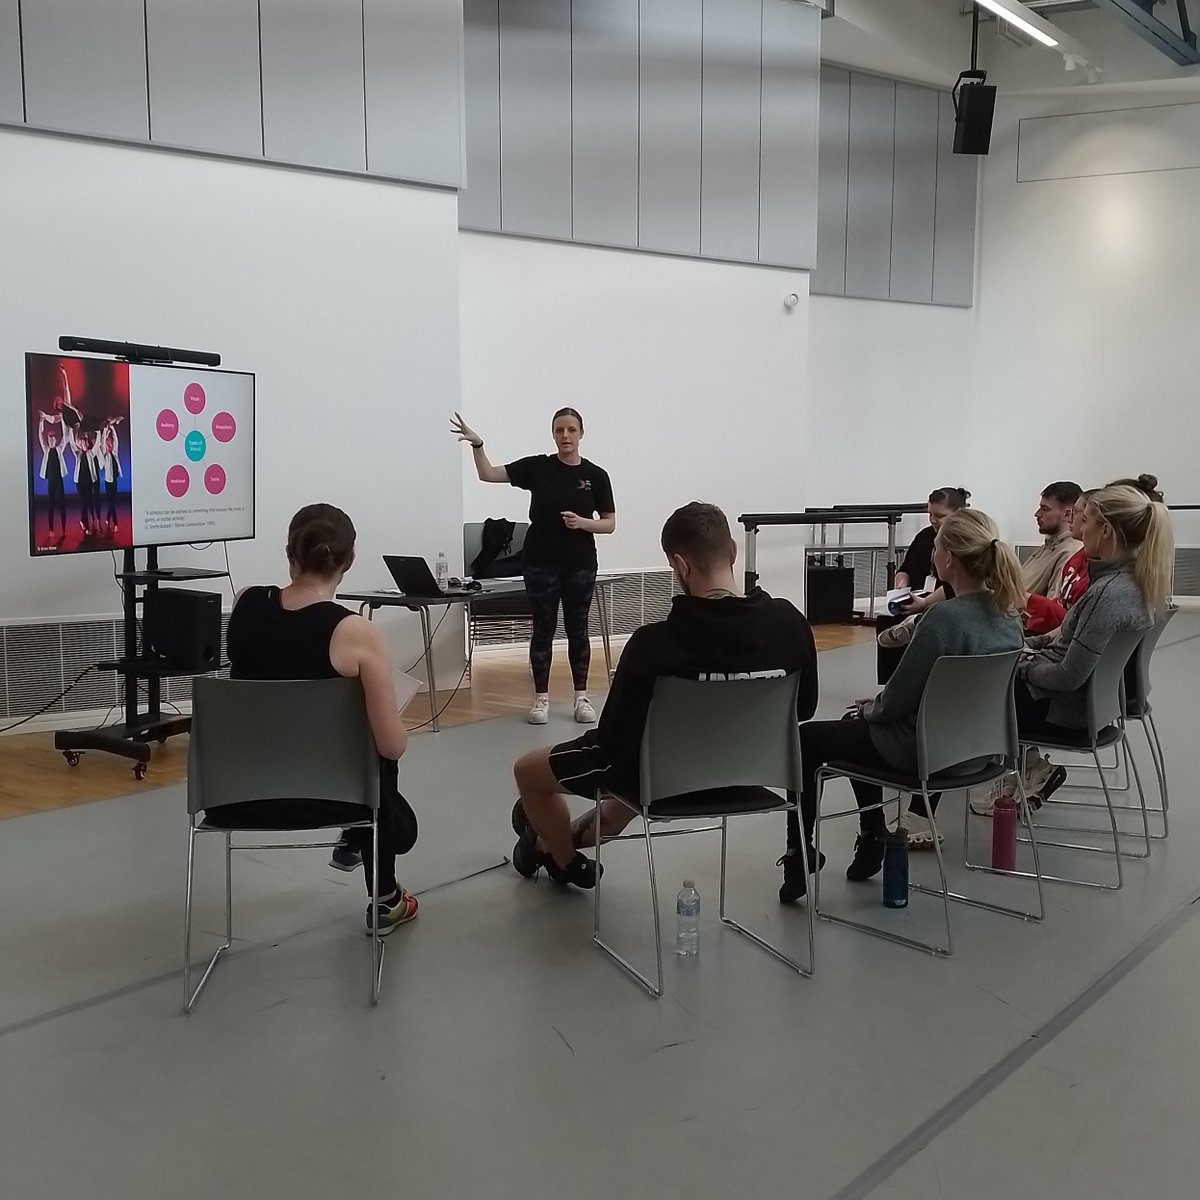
[1010,626,1150,891]
[592,673,811,998]
[185,677,384,1012]
[815,651,1042,958]
[1050,609,1175,838]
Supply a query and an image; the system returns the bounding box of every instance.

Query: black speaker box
[806,565,855,626]
[954,83,997,155]
[144,588,222,670]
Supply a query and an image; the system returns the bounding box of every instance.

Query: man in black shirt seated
[510,502,819,890]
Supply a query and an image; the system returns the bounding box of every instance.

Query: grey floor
[3,621,1200,1199]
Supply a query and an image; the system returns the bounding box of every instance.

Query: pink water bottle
[991,793,1018,871]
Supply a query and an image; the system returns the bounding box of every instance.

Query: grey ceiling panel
[364,0,462,186]
[0,1,23,123]
[813,65,850,296]
[145,0,262,158]
[758,0,820,269]
[571,0,639,248]
[699,0,762,262]
[259,0,366,173]
[461,0,502,229]
[21,0,149,140]
[499,0,573,239]
[638,0,703,256]
[844,72,895,301]
[889,82,938,304]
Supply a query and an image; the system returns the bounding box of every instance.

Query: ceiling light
[973,0,1061,47]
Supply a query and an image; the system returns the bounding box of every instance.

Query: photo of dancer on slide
[28,356,132,553]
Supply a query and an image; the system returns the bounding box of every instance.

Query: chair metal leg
[718,811,814,978]
[1031,737,1153,857]
[184,826,233,1014]
[593,804,664,997]
[941,776,1046,922]
[370,812,384,1006]
[813,771,950,957]
[1145,712,1169,831]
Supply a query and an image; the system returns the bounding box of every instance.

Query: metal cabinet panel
[814,66,850,296]
[933,90,978,308]
[844,72,895,301]
[499,0,572,239]
[145,0,262,158]
[638,0,703,256]
[758,0,820,269]
[364,0,462,185]
[889,82,938,304]
[21,0,149,140]
[461,0,501,229]
[259,0,366,173]
[571,0,638,248]
[699,0,762,262]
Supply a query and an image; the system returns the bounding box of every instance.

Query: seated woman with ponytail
[781,510,1024,901]
[1016,483,1171,739]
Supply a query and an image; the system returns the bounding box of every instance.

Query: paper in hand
[393,671,423,714]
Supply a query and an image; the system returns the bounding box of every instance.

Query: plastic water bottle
[882,832,909,909]
[992,793,1018,872]
[435,552,449,587]
[676,880,700,957]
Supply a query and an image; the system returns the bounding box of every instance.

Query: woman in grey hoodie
[1017,483,1172,734]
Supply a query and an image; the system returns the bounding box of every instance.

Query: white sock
[534,693,549,703]
[574,691,589,703]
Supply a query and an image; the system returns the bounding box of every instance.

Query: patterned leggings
[523,565,597,693]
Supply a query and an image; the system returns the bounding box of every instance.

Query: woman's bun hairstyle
[287,503,356,577]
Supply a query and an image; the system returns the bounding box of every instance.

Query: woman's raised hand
[450,413,482,447]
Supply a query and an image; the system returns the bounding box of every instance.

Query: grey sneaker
[330,840,362,872]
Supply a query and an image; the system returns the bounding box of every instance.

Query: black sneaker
[330,840,362,872]
[1031,765,1068,808]
[846,833,885,882]
[541,850,603,890]
[511,833,539,878]
[777,848,827,903]
[511,798,533,839]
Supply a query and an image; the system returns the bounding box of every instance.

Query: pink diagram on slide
[204,464,227,495]
[166,465,190,498]
[211,412,236,443]
[156,409,179,441]
[184,383,206,415]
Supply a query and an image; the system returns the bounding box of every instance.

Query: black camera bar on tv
[58,336,221,367]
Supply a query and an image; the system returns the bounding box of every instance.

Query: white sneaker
[527,697,550,725]
[896,809,943,849]
[970,778,1015,817]
[878,614,920,649]
[574,697,597,724]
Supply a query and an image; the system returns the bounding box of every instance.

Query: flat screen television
[26,353,255,556]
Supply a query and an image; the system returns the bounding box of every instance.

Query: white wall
[457,233,813,603]
[0,129,466,685]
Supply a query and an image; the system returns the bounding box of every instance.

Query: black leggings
[105,479,119,524]
[788,717,894,851]
[341,761,418,894]
[523,565,597,692]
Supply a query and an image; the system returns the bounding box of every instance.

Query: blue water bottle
[882,830,909,909]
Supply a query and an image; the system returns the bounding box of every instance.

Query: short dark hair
[929,486,971,510]
[287,503,356,577]
[1041,481,1083,506]
[552,407,584,433]
[661,502,734,572]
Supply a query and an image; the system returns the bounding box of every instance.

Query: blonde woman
[782,509,1024,901]
[1016,483,1172,733]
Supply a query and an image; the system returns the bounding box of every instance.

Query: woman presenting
[452,409,615,725]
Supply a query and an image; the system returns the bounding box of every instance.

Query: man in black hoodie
[511,501,819,891]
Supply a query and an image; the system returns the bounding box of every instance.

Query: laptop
[383,555,479,597]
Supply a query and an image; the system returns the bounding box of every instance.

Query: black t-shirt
[227,585,351,681]
[505,454,614,569]
[594,588,818,790]
[900,525,956,600]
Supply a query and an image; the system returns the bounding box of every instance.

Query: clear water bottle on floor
[435,551,449,587]
[676,880,700,957]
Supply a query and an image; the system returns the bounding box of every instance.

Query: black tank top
[227,585,353,681]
